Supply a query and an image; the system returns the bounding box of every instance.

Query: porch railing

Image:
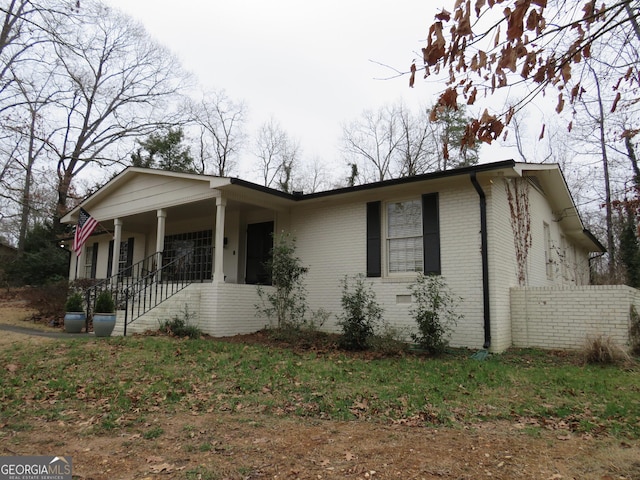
[83,251,209,335]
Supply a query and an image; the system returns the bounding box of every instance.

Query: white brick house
[62,160,613,352]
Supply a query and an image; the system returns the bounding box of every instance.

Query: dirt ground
[1,290,640,480]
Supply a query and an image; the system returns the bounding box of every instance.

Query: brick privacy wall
[510,285,640,350]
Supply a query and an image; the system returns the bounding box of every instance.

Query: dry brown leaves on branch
[412,0,639,146]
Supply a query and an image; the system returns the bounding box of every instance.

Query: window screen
[387,200,423,273]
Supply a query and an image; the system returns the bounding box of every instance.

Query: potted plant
[93,290,116,337]
[64,292,86,333]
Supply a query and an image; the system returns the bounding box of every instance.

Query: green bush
[95,290,115,313]
[65,292,84,312]
[4,223,68,286]
[409,273,462,355]
[256,232,309,329]
[337,274,383,351]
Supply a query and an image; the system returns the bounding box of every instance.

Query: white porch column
[155,209,166,278]
[76,247,86,279]
[111,218,122,278]
[214,197,226,283]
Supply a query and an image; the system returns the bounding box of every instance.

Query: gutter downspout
[470,172,491,349]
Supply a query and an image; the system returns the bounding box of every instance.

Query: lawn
[1,334,639,479]
[1,335,638,437]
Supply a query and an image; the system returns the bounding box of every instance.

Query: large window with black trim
[367,193,440,277]
[163,230,213,281]
[387,199,423,273]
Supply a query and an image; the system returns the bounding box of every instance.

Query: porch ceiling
[96,197,262,234]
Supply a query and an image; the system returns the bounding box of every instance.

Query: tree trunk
[592,72,616,278]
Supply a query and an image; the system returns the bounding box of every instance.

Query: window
[84,243,97,278]
[387,200,424,273]
[118,240,129,275]
[367,194,439,277]
[107,237,134,278]
[163,230,213,281]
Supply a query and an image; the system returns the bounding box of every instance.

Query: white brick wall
[103,171,604,354]
[511,285,640,350]
[290,181,488,350]
[113,283,273,337]
[486,178,594,352]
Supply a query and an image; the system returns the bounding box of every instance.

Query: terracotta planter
[64,312,86,333]
[93,313,116,337]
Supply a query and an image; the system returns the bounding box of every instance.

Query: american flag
[73,208,98,255]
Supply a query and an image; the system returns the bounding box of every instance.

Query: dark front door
[246,221,274,284]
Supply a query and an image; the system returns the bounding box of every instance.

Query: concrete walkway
[0,323,93,339]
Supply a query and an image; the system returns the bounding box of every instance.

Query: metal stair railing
[84,252,162,322]
[83,251,210,335]
[122,253,199,336]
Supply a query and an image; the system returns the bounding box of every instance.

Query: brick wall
[290,181,488,350]
[114,283,273,337]
[510,285,640,350]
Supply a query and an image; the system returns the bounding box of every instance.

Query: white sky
[104,0,517,181]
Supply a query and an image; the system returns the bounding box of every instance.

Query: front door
[246,221,274,284]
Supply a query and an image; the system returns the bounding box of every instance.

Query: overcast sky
[103,0,514,181]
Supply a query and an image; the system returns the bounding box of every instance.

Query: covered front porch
[62,169,292,334]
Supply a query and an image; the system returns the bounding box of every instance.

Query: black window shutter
[126,238,134,268]
[366,201,382,277]
[107,240,114,277]
[422,193,441,274]
[90,242,99,279]
[125,237,135,276]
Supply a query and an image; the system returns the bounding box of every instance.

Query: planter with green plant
[64,291,86,333]
[93,290,116,337]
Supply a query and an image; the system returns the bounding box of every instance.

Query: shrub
[368,323,410,355]
[158,305,201,339]
[337,274,383,351]
[583,334,629,365]
[22,281,68,322]
[95,290,115,313]
[4,223,68,286]
[65,292,84,312]
[256,232,309,329]
[266,307,331,344]
[409,273,462,355]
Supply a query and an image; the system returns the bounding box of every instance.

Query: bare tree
[0,9,62,250]
[42,1,189,229]
[580,61,618,278]
[189,89,246,176]
[341,104,402,183]
[396,102,434,177]
[7,65,56,251]
[342,101,479,183]
[0,0,73,112]
[293,155,332,193]
[253,117,301,192]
